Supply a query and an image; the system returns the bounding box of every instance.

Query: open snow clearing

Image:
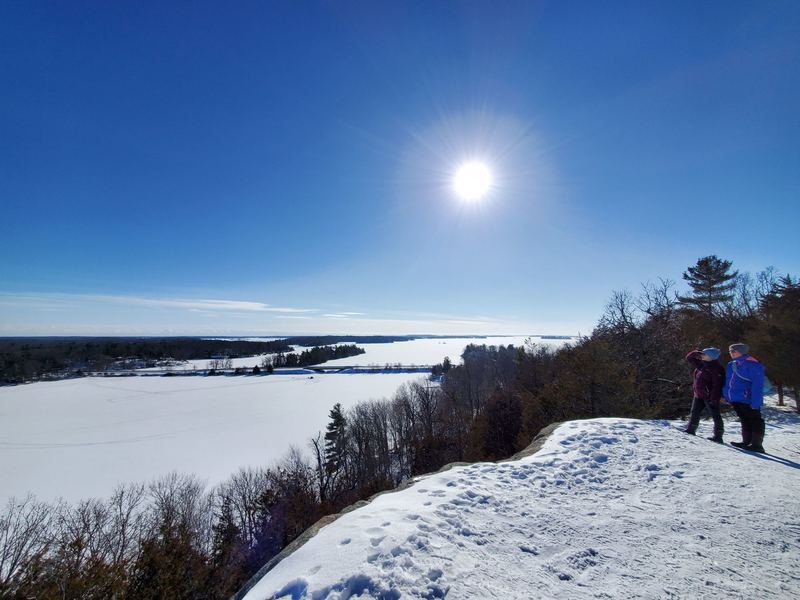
[243,399,800,599]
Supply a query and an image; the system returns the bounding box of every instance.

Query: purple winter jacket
[685,351,725,405]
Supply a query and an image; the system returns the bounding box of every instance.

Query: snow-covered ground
[136,354,278,372]
[0,374,423,505]
[244,398,800,599]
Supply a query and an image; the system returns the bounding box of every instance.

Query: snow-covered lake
[0,374,422,505]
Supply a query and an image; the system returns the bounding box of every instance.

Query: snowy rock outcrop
[243,401,800,599]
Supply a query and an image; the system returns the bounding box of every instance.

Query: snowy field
[244,399,800,599]
[137,354,281,372]
[0,374,423,505]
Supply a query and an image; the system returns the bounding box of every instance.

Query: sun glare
[453,161,492,201]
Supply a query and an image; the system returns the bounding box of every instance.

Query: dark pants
[731,402,765,447]
[687,397,724,438]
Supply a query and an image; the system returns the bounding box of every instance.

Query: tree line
[0,256,797,598]
[0,338,293,384]
[0,336,450,384]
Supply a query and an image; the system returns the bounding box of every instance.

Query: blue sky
[1,1,798,336]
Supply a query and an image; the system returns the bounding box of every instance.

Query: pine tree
[678,255,738,316]
[323,403,347,475]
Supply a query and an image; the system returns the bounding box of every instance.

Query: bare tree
[636,278,677,319]
[215,467,271,548]
[148,472,213,554]
[0,495,55,589]
[106,482,149,567]
[598,289,641,335]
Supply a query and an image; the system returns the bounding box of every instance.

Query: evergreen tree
[323,403,347,476]
[245,487,284,577]
[467,387,522,461]
[207,496,248,598]
[748,275,800,409]
[678,255,738,316]
[126,522,209,600]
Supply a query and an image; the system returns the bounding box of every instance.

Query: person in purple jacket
[683,347,725,442]
[723,343,766,453]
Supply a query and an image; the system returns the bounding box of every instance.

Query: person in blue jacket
[723,343,766,453]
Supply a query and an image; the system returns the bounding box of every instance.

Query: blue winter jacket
[723,354,765,409]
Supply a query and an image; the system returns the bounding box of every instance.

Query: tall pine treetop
[678,255,738,316]
[323,403,347,475]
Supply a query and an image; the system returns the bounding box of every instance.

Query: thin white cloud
[0,292,317,314]
[445,319,494,325]
[94,295,317,313]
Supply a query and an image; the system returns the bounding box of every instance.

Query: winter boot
[730,441,749,449]
[750,415,766,451]
[747,444,766,453]
[707,436,723,443]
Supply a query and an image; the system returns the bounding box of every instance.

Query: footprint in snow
[427,568,443,581]
[567,548,600,571]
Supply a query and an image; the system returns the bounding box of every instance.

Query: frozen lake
[0,336,573,505]
[0,374,422,505]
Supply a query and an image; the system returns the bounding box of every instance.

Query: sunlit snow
[243,398,800,599]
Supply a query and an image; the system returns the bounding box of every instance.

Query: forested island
[270,344,365,369]
[1,337,372,384]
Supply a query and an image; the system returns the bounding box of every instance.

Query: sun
[453,161,492,201]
